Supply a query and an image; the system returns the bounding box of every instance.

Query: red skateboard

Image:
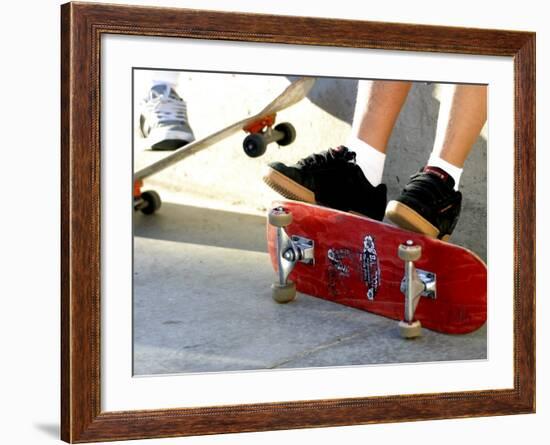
[266,200,487,338]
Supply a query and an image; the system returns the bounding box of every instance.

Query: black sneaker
[385,166,462,240]
[263,146,387,220]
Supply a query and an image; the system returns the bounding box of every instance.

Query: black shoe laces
[296,146,356,170]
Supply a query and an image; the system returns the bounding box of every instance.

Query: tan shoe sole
[385,200,440,239]
[262,167,316,203]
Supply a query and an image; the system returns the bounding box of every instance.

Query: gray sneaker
[139,83,195,150]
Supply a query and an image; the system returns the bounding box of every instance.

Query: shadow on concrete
[134,202,267,253]
[288,75,358,124]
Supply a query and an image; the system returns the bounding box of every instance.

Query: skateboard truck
[268,207,314,304]
[243,115,296,158]
[398,240,437,339]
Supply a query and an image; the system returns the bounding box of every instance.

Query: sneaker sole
[385,200,440,239]
[151,140,190,151]
[262,167,316,203]
[144,128,195,150]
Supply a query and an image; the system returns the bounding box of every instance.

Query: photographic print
[61,3,534,441]
[132,70,487,375]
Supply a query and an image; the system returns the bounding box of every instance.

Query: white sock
[345,135,386,187]
[427,154,462,190]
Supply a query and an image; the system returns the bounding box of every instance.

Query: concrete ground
[133,73,487,375]
[133,190,486,376]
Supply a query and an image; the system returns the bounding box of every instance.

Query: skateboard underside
[267,201,487,334]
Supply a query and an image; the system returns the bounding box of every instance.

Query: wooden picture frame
[61,2,535,442]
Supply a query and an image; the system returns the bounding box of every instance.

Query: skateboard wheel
[398,320,422,339]
[271,281,296,304]
[243,133,267,158]
[274,122,296,146]
[268,208,293,227]
[140,190,161,215]
[398,243,422,261]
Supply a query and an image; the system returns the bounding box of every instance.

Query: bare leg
[351,80,412,153]
[348,80,412,186]
[431,84,487,168]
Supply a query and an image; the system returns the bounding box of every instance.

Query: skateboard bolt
[283,248,296,262]
[406,240,414,246]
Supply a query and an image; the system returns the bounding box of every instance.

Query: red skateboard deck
[267,200,487,335]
